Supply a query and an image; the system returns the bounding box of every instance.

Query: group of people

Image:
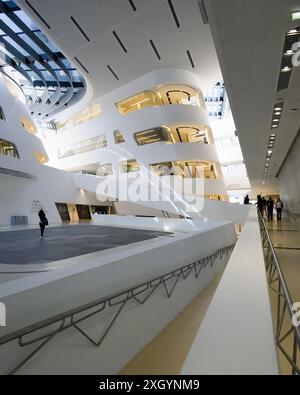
[256,195,284,222]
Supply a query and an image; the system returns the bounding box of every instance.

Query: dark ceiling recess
[70,16,90,42]
[167,0,181,28]
[107,65,119,81]
[128,0,137,12]
[149,39,161,60]
[112,30,128,53]
[25,0,51,29]
[198,0,208,24]
[277,27,300,92]
[187,50,195,68]
[74,57,89,74]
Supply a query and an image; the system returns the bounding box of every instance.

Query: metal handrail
[259,212,300,374]
[0,244,234,375]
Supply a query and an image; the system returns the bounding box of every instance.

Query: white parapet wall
[0,221,236,374]
[181,207,279,375]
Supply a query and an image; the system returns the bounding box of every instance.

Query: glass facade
[0,138,20,158]
[58,135,107,159]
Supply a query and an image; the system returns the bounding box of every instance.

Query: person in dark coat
[244,194,250,205]
[38,209,48,239]
[267,197,275,222]
[256,195,264,216]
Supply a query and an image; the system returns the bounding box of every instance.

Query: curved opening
[0,138,20,159]
[115,84,205,115]
[134,124,213,146]
[58,134,107,159]
[150,160,219,179]
[20,117,38,135]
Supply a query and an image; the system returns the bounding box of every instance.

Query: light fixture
[281,66,292,72]
[292,12,300,21]
[284,49,294,55]
[274,112,281,115]
[274,107,282,111]
[273,119,280,122]
[288,29,298,34]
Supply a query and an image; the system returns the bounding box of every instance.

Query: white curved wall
[0,74,100,225]
[44,68,227,198]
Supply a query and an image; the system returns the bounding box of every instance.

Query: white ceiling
[16,0,222,98]
[204,0,300,196]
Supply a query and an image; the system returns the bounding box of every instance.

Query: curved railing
[0,244,234,375]
[259,212,300,375]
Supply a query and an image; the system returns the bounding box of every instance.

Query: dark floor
[0,225,171,265]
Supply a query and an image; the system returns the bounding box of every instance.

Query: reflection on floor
[266,214,300,375]
[0,225,171,266]
[119,271,224,375]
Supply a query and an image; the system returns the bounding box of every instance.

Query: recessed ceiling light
[274,107,282,111]
[268,150,273,154]
[281,66,292,72]
[273,119,280,122]
[274,112,281,115]
[270,134,276,137]
[288,29,298,34]
[284,49,294,55]
[292,12,300,21]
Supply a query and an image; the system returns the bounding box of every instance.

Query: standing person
[244,194,250,205]
[267,197,275,222]
[38,209,48,239]
[262,197,267,218]
[256,195,264,216]
[275,198,284,222]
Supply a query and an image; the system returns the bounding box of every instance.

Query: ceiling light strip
[198,0,208,24]
[167,0,181,28]
[187,50,195,68]
[149,39,161,60]
[112,30,128,53]
[74,57,89,74]
[107,65,119,80]
[25,0,51,29]
[70,16,90,42]
[128,0,137,12]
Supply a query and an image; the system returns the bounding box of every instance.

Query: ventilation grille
[149,39,161,60]
[0,167,37,180]
[198,0,208,24]
[113,30,128,53]
[107,65,119,80]
[128,0,136,12]
[74,57,89,74]
[167,0,180,28]
[25,0,51,29]
[187,50,195,68]
[70,16,90,42]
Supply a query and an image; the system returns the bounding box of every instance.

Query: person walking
[262,197,267,218]
[244,194,250,204]
[275,198,284,222]
[267,197,275,222]
[256,195,264,216]
[38,209,48,239]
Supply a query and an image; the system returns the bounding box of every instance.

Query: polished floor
[120,271,224,375]
[266,213,300,375]
[0,225,170,265]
